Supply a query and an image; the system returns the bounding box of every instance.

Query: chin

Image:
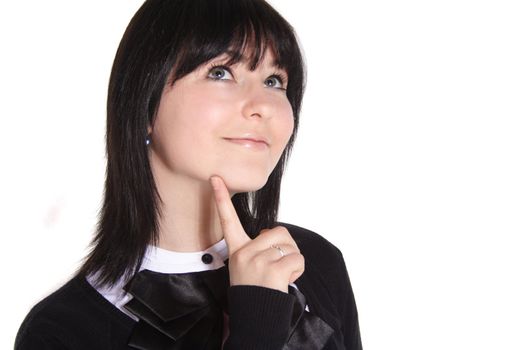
[232,182,267,194]
[214,170,271,194]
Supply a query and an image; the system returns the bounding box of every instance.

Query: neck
[151,163,231,252]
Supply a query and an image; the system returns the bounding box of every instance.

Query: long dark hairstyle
[79,0,306,288]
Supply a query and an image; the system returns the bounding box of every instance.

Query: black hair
[78,0,306,288]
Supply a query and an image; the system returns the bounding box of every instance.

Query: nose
[240,84,273,120]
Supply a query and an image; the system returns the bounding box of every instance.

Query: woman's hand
[210,175,305,293]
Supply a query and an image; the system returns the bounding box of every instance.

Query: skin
[211,175,304,293]
[148,49,305,292]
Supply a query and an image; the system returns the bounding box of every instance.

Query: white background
[1,1,524,349]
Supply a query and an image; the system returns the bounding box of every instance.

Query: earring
[145,134,151,145]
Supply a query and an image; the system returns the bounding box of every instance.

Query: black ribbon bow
[124,265,333,349]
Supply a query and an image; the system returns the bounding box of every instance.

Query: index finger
[209,175,251,254]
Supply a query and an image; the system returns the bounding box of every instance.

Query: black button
[201,253,213,264]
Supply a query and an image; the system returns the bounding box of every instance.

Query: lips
[224,138,268,145]
[223,133,270,146]
[224,137,269,150]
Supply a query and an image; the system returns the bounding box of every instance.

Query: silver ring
[271,244,286,257]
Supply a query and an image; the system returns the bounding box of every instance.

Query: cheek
[273,99,295,148]
[152,87,226,170]
[166,88,226,141]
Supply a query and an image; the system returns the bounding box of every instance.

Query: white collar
[140,239,229,273]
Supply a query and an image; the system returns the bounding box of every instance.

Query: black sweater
[15,223,362,349]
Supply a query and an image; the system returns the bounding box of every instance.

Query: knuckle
[287,244,300,255]
[267,226,291,241]
[274,225,289,235]
[288,253,305,269]
[253,254,266,270]
[264,229,280,240]
[297,254,305,270]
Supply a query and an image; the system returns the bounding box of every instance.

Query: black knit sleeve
[15,328,69,350]
[223,285,296,350]
[335,248,363,350]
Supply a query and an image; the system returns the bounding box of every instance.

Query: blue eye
[265,74,287,90]
[208,65,233,80]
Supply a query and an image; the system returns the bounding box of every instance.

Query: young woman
[15,0,362,349]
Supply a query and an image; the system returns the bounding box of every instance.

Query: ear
[147,125,153,134]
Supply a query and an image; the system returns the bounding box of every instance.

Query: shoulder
[15,274,134,349]
[15,276,82,348]
[18,276,85,324]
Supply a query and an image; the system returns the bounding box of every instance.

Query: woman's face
[149,49,294,194]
